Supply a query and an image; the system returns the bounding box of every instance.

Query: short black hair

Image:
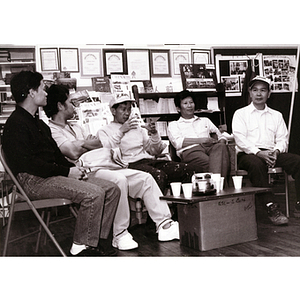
[10,71,43,103]
[43,84,69,118]
[174,89,194,108]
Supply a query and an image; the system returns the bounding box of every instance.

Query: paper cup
[220,177,224,190]
[232,176,243,189]
[182,183,193,198]
[211,174,221,192]
[170,182,181,197]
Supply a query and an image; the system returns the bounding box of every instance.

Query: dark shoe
[98,245,118,256]
[71,246,106,257]
[267,203,289,225]
[98,238,118,256]
[294,201,300,218]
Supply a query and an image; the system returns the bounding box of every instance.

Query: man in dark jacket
[2,71,120,256]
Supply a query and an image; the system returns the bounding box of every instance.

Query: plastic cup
[220,177,224,190]
[182,183,193,198]
[211,173,221,192]
[232,176,243,189]
[170,182,181,197]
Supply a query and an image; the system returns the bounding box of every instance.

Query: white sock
[70,243,87,255]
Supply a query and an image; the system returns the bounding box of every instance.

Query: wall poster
[263,55,297,92]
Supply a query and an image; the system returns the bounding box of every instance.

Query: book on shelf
[139,97,178,114]
[91,76,111,92]
[9,51,34,61]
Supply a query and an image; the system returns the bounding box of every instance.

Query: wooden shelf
[138,90,218,101]
[0,61,35,65]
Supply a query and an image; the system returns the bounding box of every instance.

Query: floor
[1,178,299,257]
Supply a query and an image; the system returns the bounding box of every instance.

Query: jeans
[17,172,120,247]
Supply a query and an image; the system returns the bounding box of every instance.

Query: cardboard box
[177,193,257,251]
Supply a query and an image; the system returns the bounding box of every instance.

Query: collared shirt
[232,102,288,154]
[167,116,226,156]
[2,106,73,177]
[48,120,87,148]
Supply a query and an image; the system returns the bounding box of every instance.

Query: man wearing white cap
[44,85,179,251]
[98,95,196,195]
[232,75,300,225]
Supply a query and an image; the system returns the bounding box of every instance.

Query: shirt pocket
[247,121,259,135]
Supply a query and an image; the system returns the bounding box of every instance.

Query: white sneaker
[158,220,179,241]
[112,232,138,250]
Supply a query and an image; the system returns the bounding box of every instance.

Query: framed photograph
[150,50,171,77]
[263,55,297,92]
[171,50,191,75]
[103,49,127,76]
[59,48,79,72]
[126,49,150,81]
[192,49,211,64]
[80,49,103,77]
[180,63,217,91]
[40,48,59,71]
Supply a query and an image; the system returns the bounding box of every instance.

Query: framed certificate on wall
[150,50,171,77]
[80,49,103,77]
[103,49,127,76]
[59,48,79,72]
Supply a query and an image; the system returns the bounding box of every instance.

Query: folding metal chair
[0,145,77,256]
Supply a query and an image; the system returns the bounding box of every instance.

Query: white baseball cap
[109,95,135,108]
[249,76,271,88]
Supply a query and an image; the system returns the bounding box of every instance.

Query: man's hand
[120,117,140,134]
[142,121,157,135]
[68,167,86,180]
[256,150,279,168]
[199,137,218,147]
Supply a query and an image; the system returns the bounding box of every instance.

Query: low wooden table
[161,187,271,251]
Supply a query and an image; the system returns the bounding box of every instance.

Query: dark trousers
[128,159,196,195]
[237,152,300,206]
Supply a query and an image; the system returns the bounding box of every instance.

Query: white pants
[94,168,171,238]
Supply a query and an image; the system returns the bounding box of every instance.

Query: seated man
[167,90,230,179]
[97,96,197,195]
[43,84,179,250]
[2,71,120,256]
[232,75,300,225]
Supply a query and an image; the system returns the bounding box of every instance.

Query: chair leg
[2,186,17,256]
[69,205,78,218]
[43,209,51,246]
[135,199,143,225]
[34,210,45,253]
[285,172,289,218]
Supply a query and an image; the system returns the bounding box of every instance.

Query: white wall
[35,44,212,91]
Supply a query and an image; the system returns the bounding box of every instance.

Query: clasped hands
[69,167,88,181]
[256,149,280,168]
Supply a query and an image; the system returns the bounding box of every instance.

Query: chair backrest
[168,142,181,162]
[0,145,32,203]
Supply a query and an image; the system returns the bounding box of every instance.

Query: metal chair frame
[0,145,77,256]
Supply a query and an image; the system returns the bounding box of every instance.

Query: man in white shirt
[167,90,230,179]
[232,75,300,225]
[44,85,179,250]
[97,96,197,195]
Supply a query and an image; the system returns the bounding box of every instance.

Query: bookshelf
[132,86,224,138]
[0,45,36,128]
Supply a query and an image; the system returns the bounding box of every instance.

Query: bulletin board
[212,46,298,96]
